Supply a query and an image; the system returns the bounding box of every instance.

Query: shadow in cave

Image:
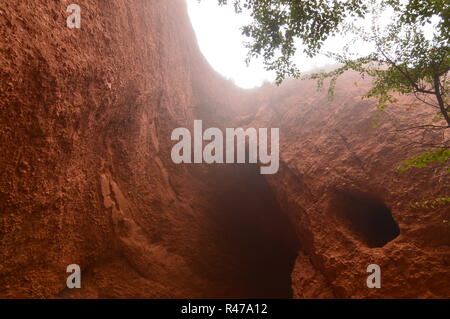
[332,190,400,248]
[201,163,300,298]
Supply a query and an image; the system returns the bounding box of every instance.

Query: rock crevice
[0,0,449,298]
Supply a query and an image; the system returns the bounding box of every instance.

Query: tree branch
[394,125,449,132]
[433,73,450,127]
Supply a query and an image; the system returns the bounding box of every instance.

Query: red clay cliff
[0,0,448,298]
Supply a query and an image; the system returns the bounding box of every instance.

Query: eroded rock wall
[243,75,450,298]
[0,0,248,298]
[0,0,449,298]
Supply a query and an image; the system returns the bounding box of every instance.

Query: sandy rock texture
[0,0,448,298]
[243,76,450,298]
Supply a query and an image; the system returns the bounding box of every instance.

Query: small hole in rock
[332,190,400,248]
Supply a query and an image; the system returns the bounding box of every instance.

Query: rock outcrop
[0,0,448,298]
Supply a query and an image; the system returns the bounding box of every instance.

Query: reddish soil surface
[0,0,449,298]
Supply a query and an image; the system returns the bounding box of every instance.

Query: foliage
[409,196,450,209]
[396,148,450,172]
[213,0,449,125]
[215,0,368,83]
[212,0,450,210]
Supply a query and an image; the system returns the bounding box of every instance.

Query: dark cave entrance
[201,163,300,298]
[332,190,400,248]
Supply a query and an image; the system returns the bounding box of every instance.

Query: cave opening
[201,163,300,298]
[333,190,400,248]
